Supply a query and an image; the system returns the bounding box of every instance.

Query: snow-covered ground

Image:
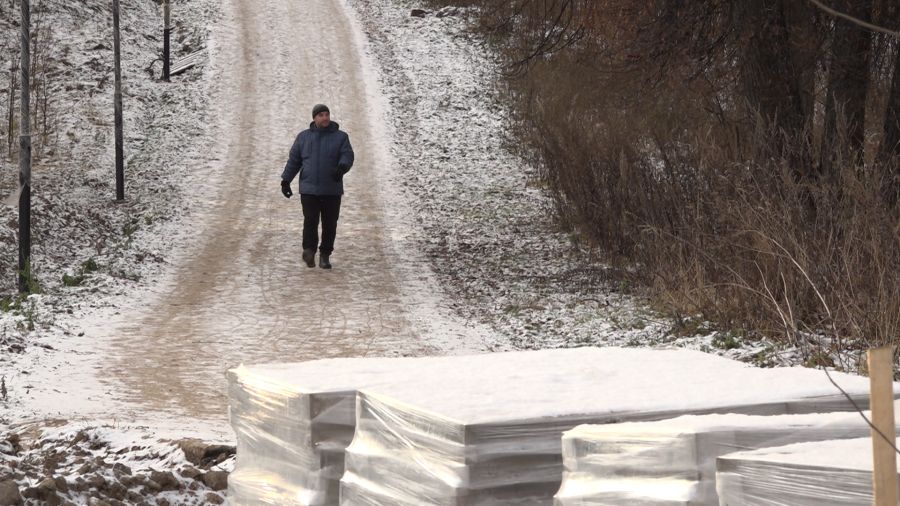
[0,0,818,503]
[0,0,799,423]
[2,422,233,504]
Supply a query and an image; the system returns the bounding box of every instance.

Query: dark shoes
[302,249,316,268]
[303,249,333,269]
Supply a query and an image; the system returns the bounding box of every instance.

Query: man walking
[280,104,354,269]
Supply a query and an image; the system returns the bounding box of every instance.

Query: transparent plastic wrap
[555,409,900,505]
[338,347,877,506]
[228,468,329,506]
[716,437,900,505]
[227,358,427,506]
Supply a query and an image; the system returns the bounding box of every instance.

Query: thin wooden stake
[112,0,124,201]
[18,0,31,294]
[869,346,898,506]
[162,0,170,81]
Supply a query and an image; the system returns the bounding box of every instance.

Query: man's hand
[281,180,293,198]
[334,164,350,182]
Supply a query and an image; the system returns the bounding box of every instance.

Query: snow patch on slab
[353,347,874,424]
[721,437,891,471]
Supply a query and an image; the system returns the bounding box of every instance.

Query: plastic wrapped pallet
[227,358,428,505]
[340,347,878,506]
[716,437,900,505]
[555,408,900,505]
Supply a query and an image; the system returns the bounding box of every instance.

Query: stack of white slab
[716,437,900,505]
[227,359,425,505]
[340,347,875,505]
[555,409,900,505]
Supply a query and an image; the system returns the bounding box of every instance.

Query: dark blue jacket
[281,121,354,196]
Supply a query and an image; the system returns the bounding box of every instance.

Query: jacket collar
[309,121,339,133]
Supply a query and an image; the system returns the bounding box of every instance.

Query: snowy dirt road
[89,0,479,423]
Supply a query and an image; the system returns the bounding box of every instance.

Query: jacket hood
[309,121,340,132]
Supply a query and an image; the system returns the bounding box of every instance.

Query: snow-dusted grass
[0,0,221,371]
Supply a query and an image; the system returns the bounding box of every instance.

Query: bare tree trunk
[34,24,52,155]
[880,1,900,159]
[739,1,819,134]
[876,0,900,206]
[29,0,43,157]
[821,0,872,171]
[738,0,819,179]
[782,0,821,132]
[883,49,900,157]
[882,48,900,207]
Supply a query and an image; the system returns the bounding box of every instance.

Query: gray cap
[312,104,330,118]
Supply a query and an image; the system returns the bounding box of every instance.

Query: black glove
[281,180,293,198]
[334,164,349,182]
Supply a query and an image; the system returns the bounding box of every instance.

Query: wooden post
[17,0,31,293]
[162,0,170,81]
[7,57,16,160]
[869,346,898,506]
[112,0,124,200]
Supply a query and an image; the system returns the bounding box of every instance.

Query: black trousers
[300,194,342,255]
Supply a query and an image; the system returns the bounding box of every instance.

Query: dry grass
[510,53,899,361]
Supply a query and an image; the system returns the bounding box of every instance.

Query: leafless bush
[426,0,900,359]
[514,56,898,359]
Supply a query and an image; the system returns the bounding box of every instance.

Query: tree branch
[807,0,899,38]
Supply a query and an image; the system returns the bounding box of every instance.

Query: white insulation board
[717,437,900,505]
[336,347,877,505]
[556,408,900,505]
